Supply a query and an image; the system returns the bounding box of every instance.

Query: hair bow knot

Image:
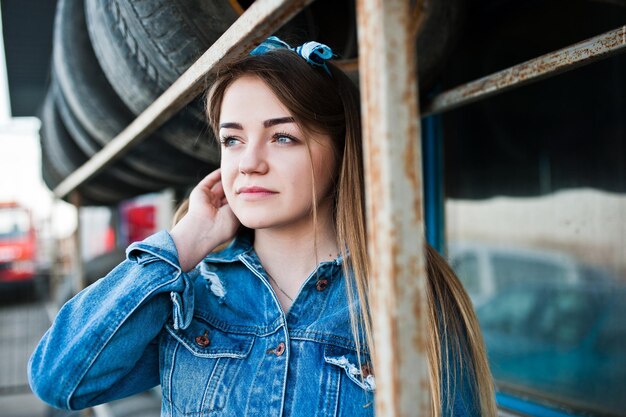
[250,36,334,75]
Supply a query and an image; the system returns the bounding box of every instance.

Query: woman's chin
[237,217,276,230]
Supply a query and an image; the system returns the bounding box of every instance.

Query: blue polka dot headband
[249,36,335,76]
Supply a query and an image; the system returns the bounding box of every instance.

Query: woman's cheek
[220,159,236,194]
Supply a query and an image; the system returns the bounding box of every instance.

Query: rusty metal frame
[424,25,626,116]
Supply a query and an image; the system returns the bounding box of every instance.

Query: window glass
[444,51,626,415]
[451,253,481,297]
[491,254,569,290]
[0,207,30,239]
[477,288,537,335]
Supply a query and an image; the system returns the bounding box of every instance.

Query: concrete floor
[0,392,49,417]
[0,292,159,417]
[0,295,75,417]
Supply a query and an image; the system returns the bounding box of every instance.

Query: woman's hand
[170,169,240,271]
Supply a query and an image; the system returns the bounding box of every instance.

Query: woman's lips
[237,186,278,199]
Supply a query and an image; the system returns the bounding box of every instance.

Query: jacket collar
[202,228,346,266]
[202,228,254,263]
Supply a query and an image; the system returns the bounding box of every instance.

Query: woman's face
[219,75,337,231]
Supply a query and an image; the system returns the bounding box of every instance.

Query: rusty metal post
[356,0,429,416]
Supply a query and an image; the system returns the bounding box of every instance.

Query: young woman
[29,37,496,417]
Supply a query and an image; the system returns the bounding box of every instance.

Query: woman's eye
[274,133,296,144]
[220,137,239,147]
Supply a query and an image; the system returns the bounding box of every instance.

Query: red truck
[0,202,37,292]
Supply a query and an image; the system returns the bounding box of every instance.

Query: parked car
[476,281,626,415]
[448,241,614,307]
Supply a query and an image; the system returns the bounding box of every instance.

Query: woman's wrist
[170,214,224,272]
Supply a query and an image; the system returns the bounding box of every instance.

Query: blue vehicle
[477,281,626,416]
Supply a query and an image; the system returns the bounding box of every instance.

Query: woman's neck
[252,210,339,296]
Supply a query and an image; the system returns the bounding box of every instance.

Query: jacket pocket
[324,344,376,391]
[166,317,254,358]
[161,317,255,416]
[323,344,375,417]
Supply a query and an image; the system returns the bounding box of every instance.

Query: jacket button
[274,342,286,356]
[361,364,372,378]
[195,332,210,347]
[316,279,328,291]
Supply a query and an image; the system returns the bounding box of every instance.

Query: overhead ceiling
[2,0,57,117]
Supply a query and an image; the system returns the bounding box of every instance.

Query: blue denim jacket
[29,231,478,416]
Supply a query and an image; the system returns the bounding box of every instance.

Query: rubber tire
[84,0,232,161]
[85,0,239,110]
[53,0,216,182]
[289,0,465,91]
[84,0,463,112]
[40,135,122,206]
[39,88,145,205]
[415,0,467,90]
[52,80,165,192]
[49,80,160,194]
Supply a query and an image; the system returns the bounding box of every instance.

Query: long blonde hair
[202,49,496,417]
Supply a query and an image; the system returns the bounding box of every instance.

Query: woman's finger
[211,181,226,199]
[196,169,222,192]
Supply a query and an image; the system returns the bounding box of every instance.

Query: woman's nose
[239,143,268,174]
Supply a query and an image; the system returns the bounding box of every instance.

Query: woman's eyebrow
[219,117,295,130]
[219,122,243,130]
[263,117,295,127]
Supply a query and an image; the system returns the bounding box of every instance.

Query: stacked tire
[42,0,239,205]
[42,0,463,206]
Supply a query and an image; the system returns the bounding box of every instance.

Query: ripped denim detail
[200,264,227,302]
[325,355,376,391]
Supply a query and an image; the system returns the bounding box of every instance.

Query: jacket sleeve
[28,231,197,410]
